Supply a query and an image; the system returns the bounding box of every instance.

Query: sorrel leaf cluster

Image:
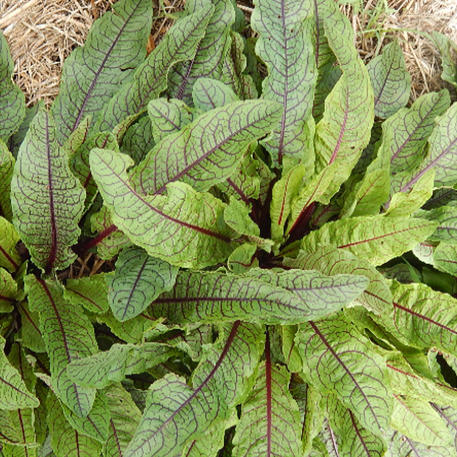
[1,0,457,456]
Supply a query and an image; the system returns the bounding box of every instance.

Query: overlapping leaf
[98,5,214,131]
[232,359,302,457]
[124,322,263,457]
[25,276,97,417]
[131,100,281,195]
[0,141,14,220]
[297,314,392,436]
[47,393,101,457]
[251,0,316,165]
[167,0,235,103]
[90,148,236,268]
[192,77,238,112]
[64,274,111,314]
[0,31,25,141]
[67,343,178,389]
[285,246,393,316]
[108,247,178,321]
[50,0,152,144]
[367,41,411,119]
[0,267,17,312]
[300,215,436,267]
[150,268,367,325]
[0,216,21,272]
[11,110,85,272]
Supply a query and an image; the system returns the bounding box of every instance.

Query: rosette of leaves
[1,0,457,456]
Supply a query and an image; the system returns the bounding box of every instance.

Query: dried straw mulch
[0,0,456,107]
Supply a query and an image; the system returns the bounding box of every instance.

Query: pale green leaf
[285,246,393,316]
[416,204,457,243]
[47,392,102,457]
[167,0,235,103]
[0,32,25,141]
[89,207,131,260]
[300,215,437,266]
[131,100,281,195]
[434,242,457,276]
[18,302,45,353]
[385,280,457,357]
[251,0,316,165]
[64,274,110,314]
[103,384,142,457]
[367,41,411,119]
[124,322,263,457]
[227,243,258,273]
[296,314,392,436]
[430,31,457,89]
[10,110,85,272]
[386,91,450,180]
[98,5,214,131]
[387,431,456,457]
[391,394,452,446]
[108,247,178,321]
[323,394,387,457]
[121,115,155,164]
[60,393,110,443]
[192,77,238,112]
[0,267,17,312]
[147,98,193,143]
[150,268,367,325]
[25,276,97,417]
[0,216,21,272]
[0,336,38,410]
[0,141,14,220]
[67,342,177,389]
[270,165,306,242]
[50,0,152,144]
[90,149,236,268]
[232,361,302,457]
[399,102,457,191]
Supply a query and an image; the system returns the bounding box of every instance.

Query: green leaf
[121,115,155,164]
[17,302,45,353]
[150,268,367,325]
[71,131,119,206]
[285,246,393,316]
[232,360,302,457]
[0,267,17,312]
[270,165,306,242]
[25,276,97,417]
[416,205,457,243]
[296,314,392,436]
[124,322,263,457]
[67,342,178,389]
[313,6,374,197]
[98,5,214,131]
[104,384,142,457]
[64,274,110,314]
[251,0,316,165]
[50,0,152,144]
[0,216,21,272]
[387,431,456,457]
[0,141,14,220]
[391,394,452,447]
[131,100,282,195]
[0,336,38,410]
[429,31,457,89]
[47,392,102,457]
[386,280,457,357]
[0,31,25,141]
[434,242,457,276]
[89,207,131,260]
[192,77,238,112]
[399,102,457,191]
[367,41,411,119]
[385,91,450,179]
[300,215,437,266]
[147,98,193,143]
[0,344,37,449]
[10,110,86,272]
[323,394,387,457]
[108,247,178,321]
[167,0,235,103]
[90,149,236,268]
[60,393,110,443]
